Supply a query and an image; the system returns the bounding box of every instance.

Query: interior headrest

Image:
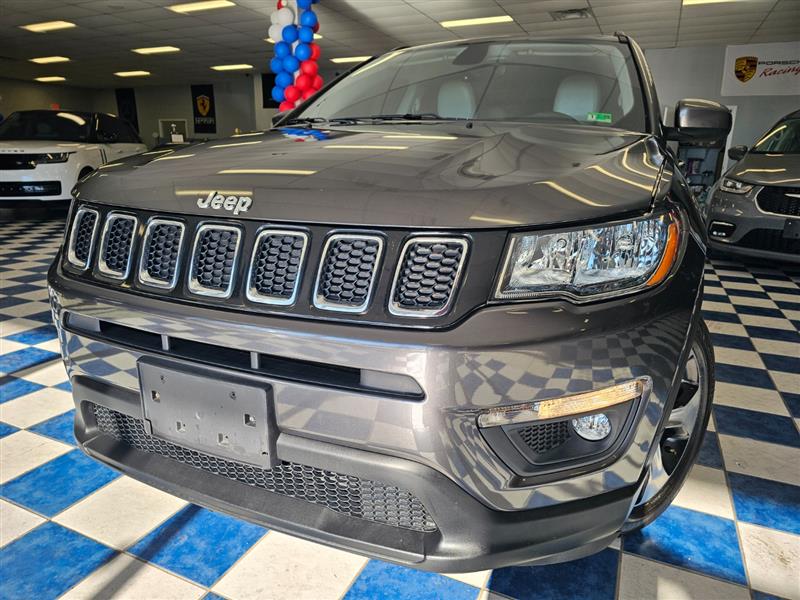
[437,79,475,119]
[553,75,601,121]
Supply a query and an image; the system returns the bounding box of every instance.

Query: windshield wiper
[282,117,329,126]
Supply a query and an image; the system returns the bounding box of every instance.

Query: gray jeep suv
[48,35,731,571]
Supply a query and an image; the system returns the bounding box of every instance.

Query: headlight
[36,152,73,164]
[720,178,753,195]
[494,213,680,302]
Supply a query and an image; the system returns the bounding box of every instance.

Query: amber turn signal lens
[646,219,680,287]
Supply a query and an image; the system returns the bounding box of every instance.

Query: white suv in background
[0,110,146,203]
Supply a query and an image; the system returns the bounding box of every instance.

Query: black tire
[623,320,714,532]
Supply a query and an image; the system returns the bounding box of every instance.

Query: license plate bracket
[783,219,800,240]
[139,358,278,468]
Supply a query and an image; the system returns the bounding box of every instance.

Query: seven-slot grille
[390,238,468,317]
[247,230,308,305]
[188,225,241,298]
[757,186,800,217]
[314,234,383,312]
[98,213,137,278]
[67,207,99,269]
[139,220,185,289]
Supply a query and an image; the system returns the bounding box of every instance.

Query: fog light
[572,413,611,441]
[709,221,735,238]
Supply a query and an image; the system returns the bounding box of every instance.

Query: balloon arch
[268,0,323,112]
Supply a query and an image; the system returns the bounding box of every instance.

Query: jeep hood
[76,123,664,229]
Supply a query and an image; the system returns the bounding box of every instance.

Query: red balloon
[295,74,312,91]
[312,22,319,33]
[284,85,300,102]
[276,0,282,8]
[300,60,318,76]
[302,88,315,100]
[279,100,294,112]
[312,75,323,90]
[309,43,321,60]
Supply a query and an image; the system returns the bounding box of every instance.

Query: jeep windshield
[0,110,93,142]
[294,40,648,131]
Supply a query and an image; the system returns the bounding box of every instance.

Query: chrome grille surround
[97,213,138,279]
[188,224,242,298]
[67,207,100,270]
[388,237,469,318]
[313,234,384,313]
[246,229,309,306]
[138,219,186,290]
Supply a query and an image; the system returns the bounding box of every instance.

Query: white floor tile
[739,523,800,600]
[618,553,750,600]
[739,314,796,330]
[0,430,72,484]
[0,318,41,336]
[212,531,366,600]
[0,387,74,428]
[16,289,50,302]
[0,301,50,318]
[713,348,765,370]
[702,300,736,313]
[705,322,748,337]
[721,281,762,292]
[728,296,778,309]
[672,464,735,519]
[769,292,800,303]
[60,553,205,600]
[54,476,187,550]
[444,570,491,589]
[0,499,45,548]
[707,413,716,432]
[0,340,27,356]
[713,382,790,416]
[718,434,800,487]
[16,360,68,386]
[770,371,800,395]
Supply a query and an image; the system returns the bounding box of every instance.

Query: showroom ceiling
[0,0,797,88]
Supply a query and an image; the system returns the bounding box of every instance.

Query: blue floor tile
[728,472,800,535]
[26,311,56,324]
[128,505,266,587]
[55,380,72,392]
[745,326,800,344]
[726,288,769,299]
[713,405,800,448]
[6,325,58,345]
[0,421,18,439]
[734,305,786,319]
[202,594,228,600]
[0,376,45,403]
[28,410,76,445]
[0,348,59,376]
[761,353,800,374]
[714,364,775,390]
[1,450,119,517]
[0,522,116,600]
[697,430,724,469]
[345,560,479,600]
[710,332,754,350]
[623,505,746,585]
[488,548,619,600]
[0,296,26,309]
[751,590,789,600]
[782,392,800,418]
[702,310,740,323]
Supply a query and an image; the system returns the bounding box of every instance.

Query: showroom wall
[0,77,103,116]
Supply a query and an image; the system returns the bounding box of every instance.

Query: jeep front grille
[247,230,308,305]
[91,403,437,532]
[188,225,241,298]
[314,234,383,312]
[98,213,137,279]
[139,219,185,289]
[67,207,99,269]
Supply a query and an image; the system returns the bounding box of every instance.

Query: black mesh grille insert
[92,404,437,532]
[250,232,306,302]
[143,222,183,285]
[757,186,800,217]
[101,216,135,275]
[392,239,466,313]
[192,227,239,292]
[737,228,800,254]
[517,421,570,454]
[317,236,381,308]
[72,210,97,265]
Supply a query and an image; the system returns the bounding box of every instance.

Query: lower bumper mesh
[91,403,437,532]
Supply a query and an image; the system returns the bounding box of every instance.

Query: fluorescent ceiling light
[114,70,151,77]
[30,56,70,64]
[218,168,316,175]
[132,46,181,54]
[20,20,76,33]
[440,15,513,28]
[266,33,321,43]
[682,0,739,4]
[35,76,66,82]
[167,0,235,13]
[325,145,408,150]
[211,64,253,71]
[56,112,86,125]
[330,56,370,64]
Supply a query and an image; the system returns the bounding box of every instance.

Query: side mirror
[728,145,748,161]
[271,111,287,127]
[665,99,732,142]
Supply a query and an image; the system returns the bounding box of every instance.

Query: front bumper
[48,235,704,570]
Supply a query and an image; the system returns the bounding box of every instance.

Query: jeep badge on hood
[196,191,252,215]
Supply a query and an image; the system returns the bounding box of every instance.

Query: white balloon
[270,10,281,25]
[276,7,294,27]
[268,23,283,42]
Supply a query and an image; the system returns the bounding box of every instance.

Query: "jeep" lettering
[196,191,252,215]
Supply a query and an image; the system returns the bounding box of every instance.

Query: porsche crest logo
[196,94,211,117]
[734,56,758,83]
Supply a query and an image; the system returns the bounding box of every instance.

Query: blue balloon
[282,55,300,73]
[299,9,317,28]
[270,57,284,73]
[282,24,298,43]
[275,71,293,88]
[298,25,314,43]
[271,86,285,103]
[297,0,312,8]
[295,43,312,61]
[274,41,291,58]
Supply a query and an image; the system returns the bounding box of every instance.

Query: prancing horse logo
[196,94,211,116]
[734,56,758,83]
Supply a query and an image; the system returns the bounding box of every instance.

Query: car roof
[396,33,626,52]
[13,109,94,118]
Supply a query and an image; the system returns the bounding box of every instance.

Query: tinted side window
[98,114,139,143]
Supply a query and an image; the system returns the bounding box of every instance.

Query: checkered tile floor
[1,217,798,600]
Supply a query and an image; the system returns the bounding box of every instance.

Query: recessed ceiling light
[29,56,70,64]
[20,20,76,33]
[440,15,513,28]
[330,56,370,64]
[167,0,235,13]
[265,32,321,43]
[35,76,66,82]
[114,70,151,77]
[682,0,738,4]
[210,64,253,70]
[132,46,181,54]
